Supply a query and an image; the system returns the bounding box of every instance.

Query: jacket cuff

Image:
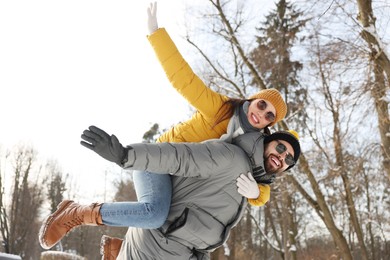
[121,146,135,168]
[247,184,270,207]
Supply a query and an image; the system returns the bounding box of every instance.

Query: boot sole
[39,200,74,249]
[100,235,123,260]
[100,235,109,259]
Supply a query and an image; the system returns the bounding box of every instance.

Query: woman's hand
[147,2,158,35]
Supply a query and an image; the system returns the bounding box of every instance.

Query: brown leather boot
[39,200,103,249]
[100,235,123,260]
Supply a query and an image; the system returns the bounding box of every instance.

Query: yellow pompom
[288,130,299,140]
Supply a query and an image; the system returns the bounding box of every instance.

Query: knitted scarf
[236,102,275,184]
[239,101,259,133]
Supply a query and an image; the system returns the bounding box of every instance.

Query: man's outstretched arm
[81,125,238,179]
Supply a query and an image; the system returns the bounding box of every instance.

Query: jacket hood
[232,132,275,184]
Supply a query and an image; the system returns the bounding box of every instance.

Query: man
[39,126,300,259]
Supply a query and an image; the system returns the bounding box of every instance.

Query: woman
[99,2,287,230]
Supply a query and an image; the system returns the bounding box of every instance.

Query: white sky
[0,0,194,202]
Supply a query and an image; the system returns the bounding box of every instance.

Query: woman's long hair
[213,98,271,135]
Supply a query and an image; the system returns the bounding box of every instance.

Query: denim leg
[100,170,172,229]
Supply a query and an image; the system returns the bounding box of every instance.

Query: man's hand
[147,2,158,35]
[80,125,126,165]
[236,172,260,199]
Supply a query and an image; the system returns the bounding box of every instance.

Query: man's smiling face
[264,140,294,174]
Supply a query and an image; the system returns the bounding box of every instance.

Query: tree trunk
[291,153,353,260]
[331,107,369,259]
[363,169,376,259]
[371,64,390,179]
[280,179,297,260]
[273,198,286,259]
[356,0,390,181]
[286,188,298,260]
[280,120,353,259]
[245,210,254,251]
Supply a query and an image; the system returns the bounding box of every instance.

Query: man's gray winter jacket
[117,132,265,260]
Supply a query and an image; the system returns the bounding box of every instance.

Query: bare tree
[0,145,44,258]
[46,160,68,213]
[317,36,368,258]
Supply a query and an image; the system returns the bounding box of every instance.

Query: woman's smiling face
[247,99,276,129]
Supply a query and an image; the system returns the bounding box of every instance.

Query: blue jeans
[100,170,172,229]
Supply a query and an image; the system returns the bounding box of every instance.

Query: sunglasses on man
[257,100,276,123]
[275,142,295,166]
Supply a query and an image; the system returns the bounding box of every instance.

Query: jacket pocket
[165,204,225,250]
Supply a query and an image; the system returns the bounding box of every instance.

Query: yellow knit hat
[249,88,287,126]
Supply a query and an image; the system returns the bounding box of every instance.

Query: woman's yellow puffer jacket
[147,28,270,207]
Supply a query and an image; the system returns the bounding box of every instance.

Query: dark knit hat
[264,130,301,171]
[249,88,287,126]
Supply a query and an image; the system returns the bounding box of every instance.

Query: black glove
[80,125,127,165]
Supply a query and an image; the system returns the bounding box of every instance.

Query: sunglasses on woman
[275,142,295,166]
[257,100,276,122]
